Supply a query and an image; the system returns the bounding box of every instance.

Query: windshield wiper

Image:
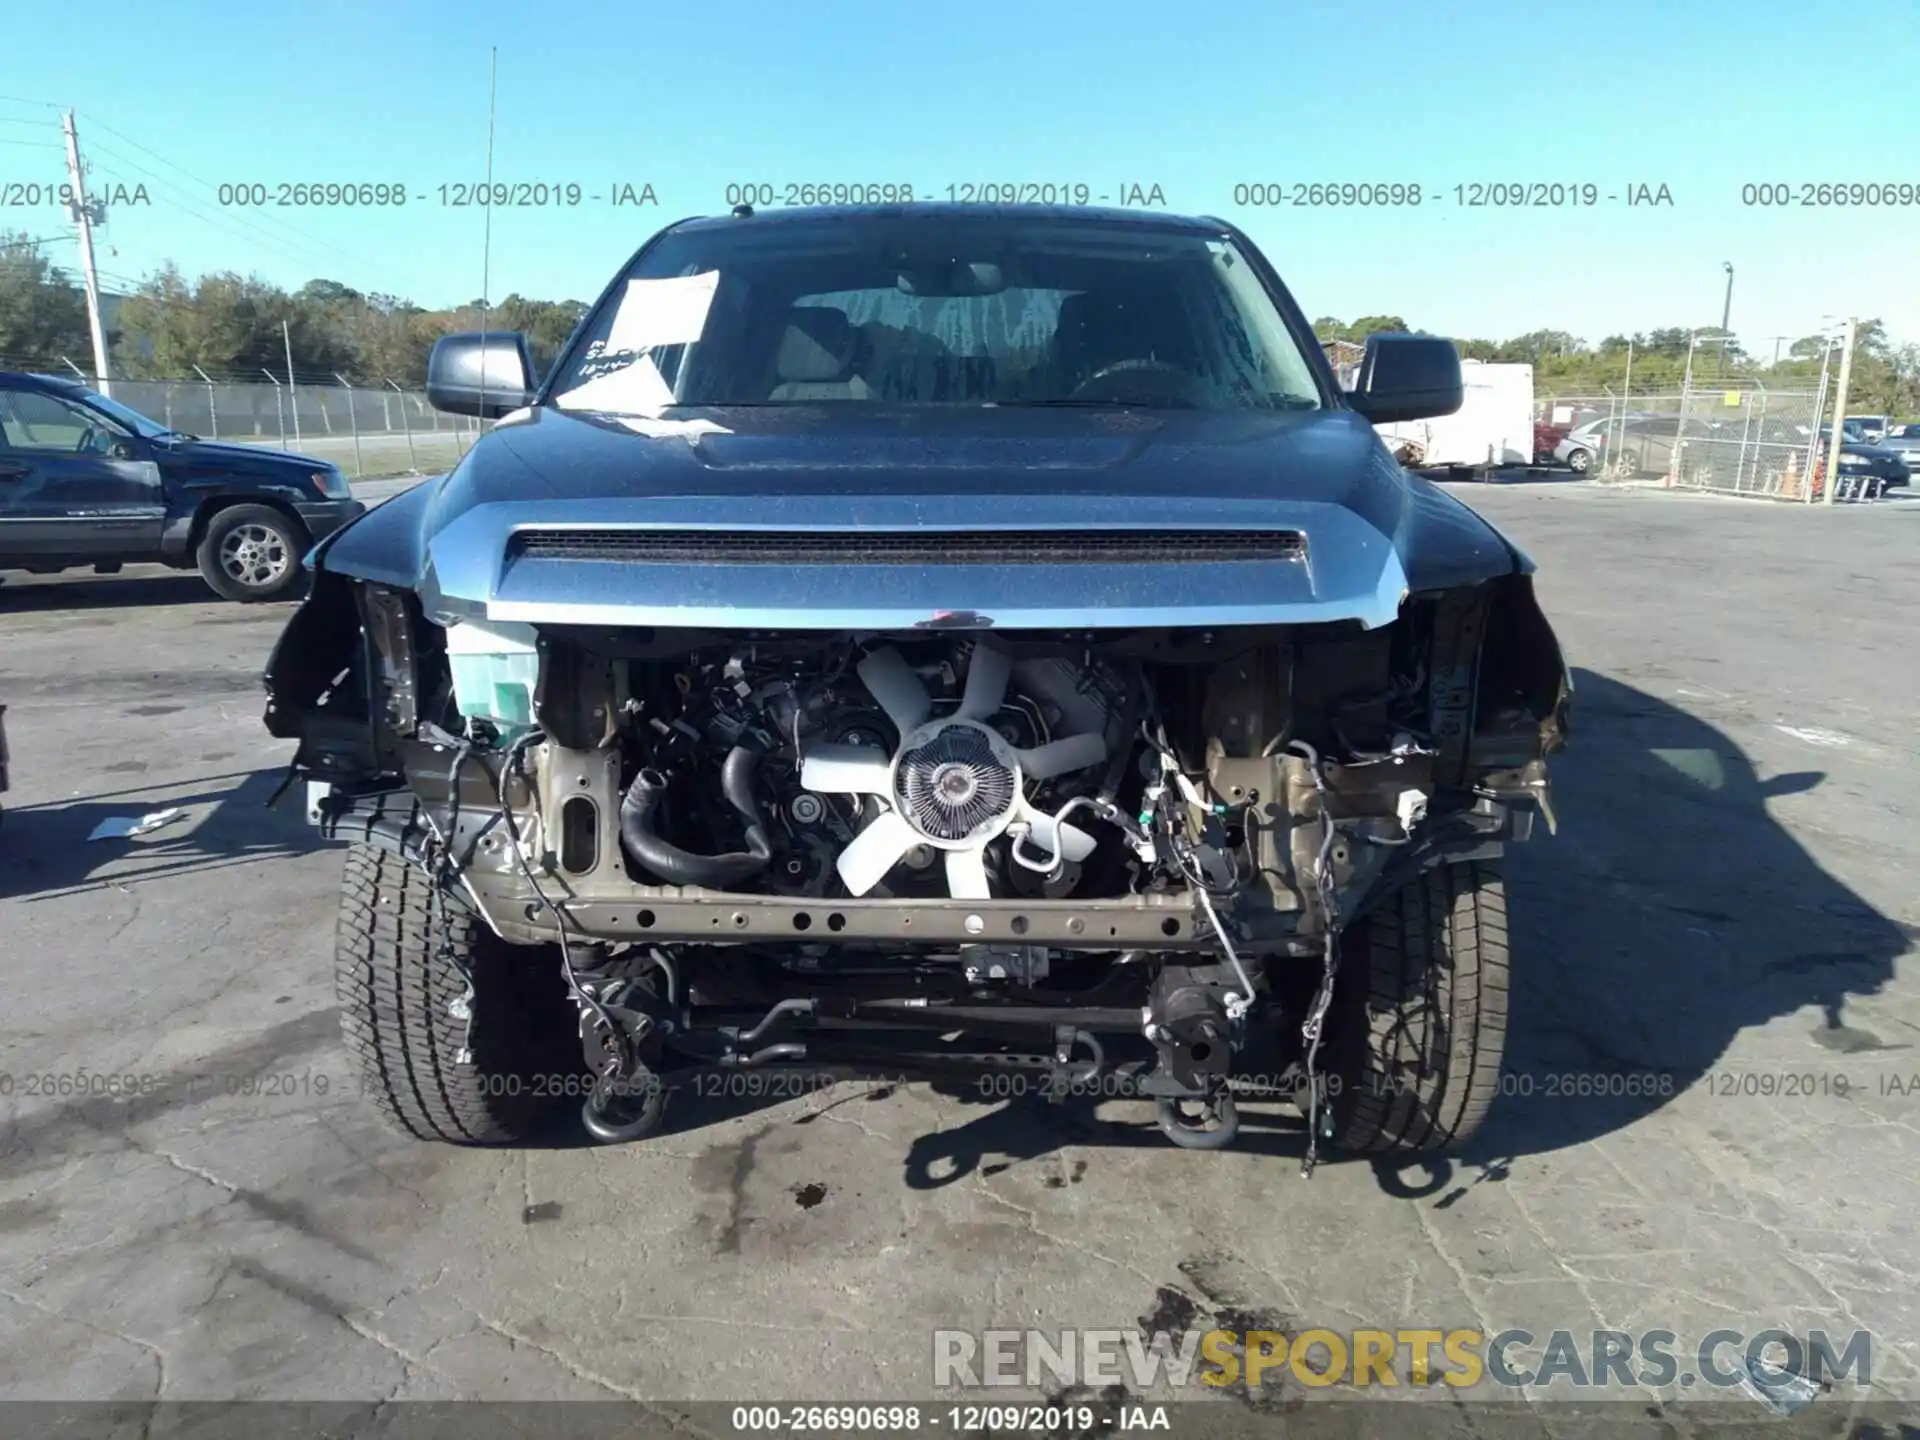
[991,398,1140,408]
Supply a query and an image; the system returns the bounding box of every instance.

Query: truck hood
[319,404,1523,631]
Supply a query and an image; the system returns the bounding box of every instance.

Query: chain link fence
[1540,382,1866,501]
[1667,384,1828,499]
[105,376,488,479]
[1,360,489,478]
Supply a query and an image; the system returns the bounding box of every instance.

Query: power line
[78,131,386,277]
[76,112,387,276]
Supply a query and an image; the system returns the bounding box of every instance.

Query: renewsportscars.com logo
[932,1327,1871,1395]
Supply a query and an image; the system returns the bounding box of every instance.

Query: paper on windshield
[555,358,675,414]
[614,416,730,439]
[604,270,720,355]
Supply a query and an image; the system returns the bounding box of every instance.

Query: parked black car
[0,372,364,602]
[1873,425,1920,477]
[1812,423,1908,493]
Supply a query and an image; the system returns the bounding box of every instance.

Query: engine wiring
[496,728,630,1090]
[404,731,482,1063]
[1288,736,1345,1178]
[480,642,1358,1159]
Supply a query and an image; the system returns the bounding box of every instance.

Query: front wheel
[335,844,582,1144]
[1331,860,1509,1156]
[196,504,308,603]
[1565,447,1592,474]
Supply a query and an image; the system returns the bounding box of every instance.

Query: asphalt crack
[0,1285,167,1398]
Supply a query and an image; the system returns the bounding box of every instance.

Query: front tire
[335,844,580,1144]
[1331,860,1509,1156]
[1565,447,1592,474]
[196,504,308,603]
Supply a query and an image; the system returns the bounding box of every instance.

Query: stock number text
[1741,182,1920,207]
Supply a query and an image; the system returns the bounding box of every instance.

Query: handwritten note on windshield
[604,270,720,354]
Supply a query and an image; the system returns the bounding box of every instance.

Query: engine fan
[798,641,1107,898]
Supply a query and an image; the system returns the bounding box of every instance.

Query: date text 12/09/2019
[212,182,660,209]
[1228,181,1675,208]
[721,182,1169,208]
[727,1405,1170,1434]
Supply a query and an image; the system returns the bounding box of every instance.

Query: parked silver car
[1552,417,1609,472]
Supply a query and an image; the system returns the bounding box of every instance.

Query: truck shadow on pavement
[0,767,321,902]
[663,667,1910,1197]
[1456,666,1908,1173]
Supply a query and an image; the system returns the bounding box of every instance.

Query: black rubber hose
[1097,662,1149,806]
[731,998,817,1048]
[618,746,773,886]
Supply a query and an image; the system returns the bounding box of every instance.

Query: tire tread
[334,844,562,1144]
[1334,860,1509,1155]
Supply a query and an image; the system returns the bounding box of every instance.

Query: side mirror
[108,439,136,461]
[426,331,536,418]
[1346,333,1464,424]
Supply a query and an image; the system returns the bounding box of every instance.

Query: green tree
[1311,315,1411,343]
[1493,329,1585,364]
[491,293,590,376]
[0,231,93,362]
[117,267,356,378]
[1643,327,1693,359]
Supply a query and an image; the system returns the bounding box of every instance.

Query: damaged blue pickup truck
[261,204,1570,1169]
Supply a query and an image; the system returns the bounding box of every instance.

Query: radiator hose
[619,746,773,886]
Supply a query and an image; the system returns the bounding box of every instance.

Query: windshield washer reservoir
[444,618,541,731]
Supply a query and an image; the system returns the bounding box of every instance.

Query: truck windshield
[549,216,1324,416]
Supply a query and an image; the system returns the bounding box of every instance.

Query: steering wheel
[75,424,104,455]
[1065,357,1197,403]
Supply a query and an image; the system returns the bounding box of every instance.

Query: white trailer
[1374,360,1535,476]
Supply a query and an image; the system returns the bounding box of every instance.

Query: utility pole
[283,319,301,445]
[1718,262,1734,377]
[60,110,112,398]
[1822,317,1858,506]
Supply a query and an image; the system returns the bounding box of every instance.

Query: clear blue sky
[6,0,1916,352]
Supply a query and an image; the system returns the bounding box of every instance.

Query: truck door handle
[0,461,30,481]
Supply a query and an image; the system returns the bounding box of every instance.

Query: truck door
[0,387,165,562]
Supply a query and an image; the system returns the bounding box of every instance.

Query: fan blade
[1016,732,1107,781]
[836,808,918,897]
[957,638,1012,720]
[1016,808,1100,864]
[944,846,992,899]
[799,743,893,796]
[857,647,932,735]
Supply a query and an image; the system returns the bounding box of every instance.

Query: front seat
[1048,289,1194,396]
[767,307,871,401]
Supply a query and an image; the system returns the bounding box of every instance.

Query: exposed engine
[272,564,1566,1163]
[613,637,1144,904]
